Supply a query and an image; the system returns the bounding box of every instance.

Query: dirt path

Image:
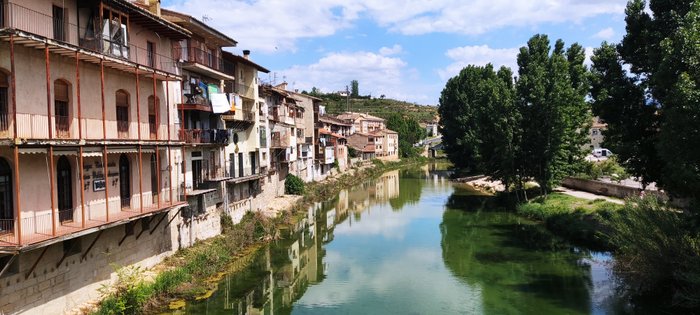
[555,187,625,205]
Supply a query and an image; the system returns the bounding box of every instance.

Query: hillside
[318,94,438,123]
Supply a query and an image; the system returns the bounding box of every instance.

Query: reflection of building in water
[370,170,399,201]
[217,211,325,315]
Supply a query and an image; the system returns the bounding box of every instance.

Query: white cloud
[165,0,628,53]
[593,27,615,40]
[379,44,403,56]
[275,48,433,103]
[438,45,521,81]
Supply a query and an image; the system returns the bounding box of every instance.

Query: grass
[517,193,623,250]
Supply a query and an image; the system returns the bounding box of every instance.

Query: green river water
[178,164,634,315]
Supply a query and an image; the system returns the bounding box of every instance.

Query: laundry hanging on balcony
[227,93,242,112]
[211,93,230,113]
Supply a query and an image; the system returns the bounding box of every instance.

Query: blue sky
[162,0,629,105]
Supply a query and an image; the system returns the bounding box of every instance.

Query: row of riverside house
[0,0,398,313]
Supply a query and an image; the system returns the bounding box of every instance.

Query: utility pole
[346,85,350,112]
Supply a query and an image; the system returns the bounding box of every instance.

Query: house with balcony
[0,0,189,313]
[315,110,351,176]
[291,92,318,182]
[260,84,302,178]
[161,8,235,218]
[337,112,386,134]
[374,129,399,160]
[220,51,270,211]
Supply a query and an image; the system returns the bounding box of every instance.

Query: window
[0,69,8,131]
[150,154,158,205]
[146,41,155,68]
[0,158,13,234]
[54,80,71,138]
[56,156,73,223]
[101,9,129,58]
[52,6,65,41]
[116,90,129,138]
[119,154,131,208]
[148,96,158,138]
[0,0,5,28]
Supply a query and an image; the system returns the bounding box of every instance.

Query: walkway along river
[174,164,629,314]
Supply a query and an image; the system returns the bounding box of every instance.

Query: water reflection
[182,164,625,315]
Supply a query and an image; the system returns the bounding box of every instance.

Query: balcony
[270,107,295,125]
[179,129,230,145]
[174,45,234,79]
[316,145,335,164]
[270,131,291,148]
[0,2,181,76]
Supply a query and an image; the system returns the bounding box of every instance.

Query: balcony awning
[82,150,103,157]
[107,147,138,154]
[18,148,47,155]
[53,149,78,157]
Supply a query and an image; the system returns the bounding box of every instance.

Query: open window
[101,7,129,58]
[148,95,158,139]
[0,68,9,132]
[54,79,71,138]
[116,90,129,138]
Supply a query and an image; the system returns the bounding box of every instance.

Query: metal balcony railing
[179,129,230,144]
[174,45,234,74]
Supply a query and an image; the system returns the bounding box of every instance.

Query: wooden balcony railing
[1,2,180,75]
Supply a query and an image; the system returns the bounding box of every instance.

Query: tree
[386,113,426,158]
[350,80,359,98]
[517,35,590,193]
[591,0,700,202]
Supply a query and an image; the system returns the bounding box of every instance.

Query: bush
[581,157,630,182]
[285,174,305,195]
[608,196,700,308]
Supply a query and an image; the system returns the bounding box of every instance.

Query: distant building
[336,112,386,134]
[590,117,607,150]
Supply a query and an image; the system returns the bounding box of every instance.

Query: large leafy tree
[386,113,426,158]
[517,35,590,193]
[591,0,700,202]
[438,64,520,188]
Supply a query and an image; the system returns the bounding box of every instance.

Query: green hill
[318,94,438,123]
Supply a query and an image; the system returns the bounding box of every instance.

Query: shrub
[285,174,305,195]
[608,196,700,308]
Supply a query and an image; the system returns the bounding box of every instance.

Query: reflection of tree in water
[439,193,598,315]
[389,169,424,211]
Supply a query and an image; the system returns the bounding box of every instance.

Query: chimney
[243,50,251,59]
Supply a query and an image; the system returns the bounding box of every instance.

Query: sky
[162,0,630,105]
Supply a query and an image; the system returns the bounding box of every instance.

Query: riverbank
[516,193,623,250]
[86,157,429,314]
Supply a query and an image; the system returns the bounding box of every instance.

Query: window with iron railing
[0,70,8,132]
[52,5,65,42]
[54,80,71,138]
[116,90,129,137]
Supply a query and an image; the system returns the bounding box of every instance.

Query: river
[177,164,630,315]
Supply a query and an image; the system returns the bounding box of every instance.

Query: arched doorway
[0,158,13,234]
[56,156,73,223]
[150,154,158,205]
[119,154,130,209]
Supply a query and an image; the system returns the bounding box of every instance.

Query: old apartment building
[0,0,401,313]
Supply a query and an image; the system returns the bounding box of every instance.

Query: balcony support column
[103,146,109,221]
[45,44,53,140]
[101,60,106,140]
[79,147,86,228]
[10,34,18,139]
[75,51,82,139]
[168,146,173,204]
[48,146,56,236]
[152,70,158,140]
[180,82,187,199]
[135,67,141,141]
[165,79,171,142]
[138,146,143,213]
[13,146,21,245]
[156,146,161,208]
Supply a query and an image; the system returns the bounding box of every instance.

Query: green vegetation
[579,158,630,182]
[385,113,426,157]
[590,0,700,199]
[517,193,622,249]
[608,196,700,308]
[439,34,590,198]
[319,94,437,123]
[94,212,278,314]
[284,174,305,195]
